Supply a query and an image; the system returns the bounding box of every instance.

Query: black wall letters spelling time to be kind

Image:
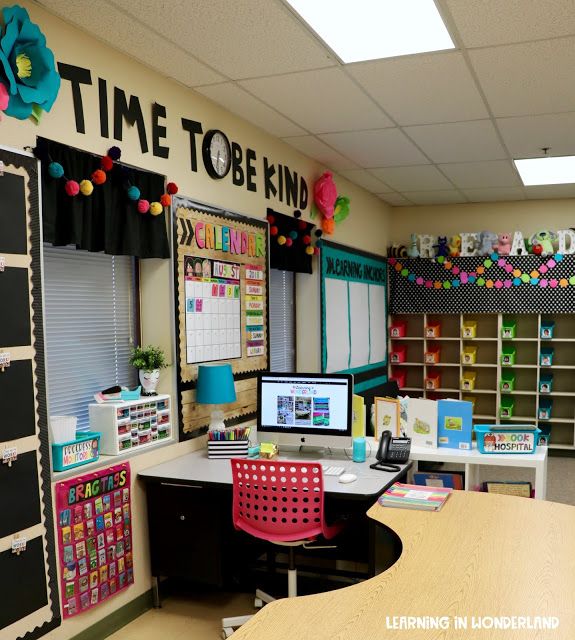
[58,63,309,209]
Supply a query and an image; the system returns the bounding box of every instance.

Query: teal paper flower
[0,5,61,121]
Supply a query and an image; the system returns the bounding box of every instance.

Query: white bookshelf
[389,313,575,450]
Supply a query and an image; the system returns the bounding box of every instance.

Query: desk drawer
[147,483,231,586]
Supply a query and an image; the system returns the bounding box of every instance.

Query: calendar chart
[185,257,241,364]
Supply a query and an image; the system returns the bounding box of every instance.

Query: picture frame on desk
[374,397,400,440]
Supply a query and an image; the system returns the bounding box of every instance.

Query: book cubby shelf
[389,313,575,450]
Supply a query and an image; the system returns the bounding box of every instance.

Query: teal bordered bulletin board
[320,241,388,392]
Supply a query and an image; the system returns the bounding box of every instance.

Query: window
[43,246,138,431]
[269,269,295,372]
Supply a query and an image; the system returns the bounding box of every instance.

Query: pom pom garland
[294,210,302,218]
[297,220,307,230]
[79,179,94,196]
[166,182,178,195]
[127,186,141,201]
[270,226,278,236]
[289,230,298,240]
[305,245,314,256]
[314,229,323,238]
[314,247,320,256]
[149,201,163,216]
[91,169,107,185]
[285,237,293,247]
[65,180,80,196]
[303,235,312,245]
[266,214,275,224]
[107,146,122,161]
[160,194,171,207]
[137,199,150,214]
[48,161,64,178]
[277,235,286,246]
[100,155,113,171]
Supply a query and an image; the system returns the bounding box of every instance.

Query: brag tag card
[0,256,5,272]
[0,351,11,371]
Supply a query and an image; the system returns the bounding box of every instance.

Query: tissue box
[500,397,514,419]
[538,399,552,420]
[462,346,477,365]
[540,321,554,339]
[462,321,477,338]
[501,346,516,366]
[390,369,407,389]
[540,348,554,366]
[539,374,553,394]
[424,347,440,364]
[461,371,476,391]
[390,345,407,364]
[425,371,441,390]
[390,321,407,338]
[500,372,515,393]
[501,320,516,339]
[425,322,441,338]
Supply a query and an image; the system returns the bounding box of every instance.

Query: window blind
[269,269,295,372]
[43,246,138,431]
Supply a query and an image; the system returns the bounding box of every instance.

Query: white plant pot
[139,369,160,395]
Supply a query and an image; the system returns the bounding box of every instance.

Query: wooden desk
[233,492,575,639]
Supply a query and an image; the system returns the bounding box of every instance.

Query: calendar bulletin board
[55,463,134,618]
[173,196,269,438]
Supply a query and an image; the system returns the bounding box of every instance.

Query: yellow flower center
[16,53,32,79]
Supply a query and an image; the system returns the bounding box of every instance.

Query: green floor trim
[70,590,153,640]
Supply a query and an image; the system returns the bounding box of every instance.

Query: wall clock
[202,129,231,179]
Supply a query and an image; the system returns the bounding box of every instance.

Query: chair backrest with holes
[230,458,326,542]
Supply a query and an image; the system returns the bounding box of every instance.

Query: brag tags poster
[56,464,133,618]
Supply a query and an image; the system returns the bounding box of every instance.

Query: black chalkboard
[0,267,31,347]
[0,171,27,255]
[0,451,41,538]
[0,359,36,441]
[0,536,48,630]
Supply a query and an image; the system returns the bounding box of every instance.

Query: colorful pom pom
[297,220,307,230]
[303,235,312,245]
[285,237,293,247]
[79,179,94,196]
[107,146,122,161]
[305,246,314,256]
[160,194,171,207]
[101,155,114,171]
[127,186,141,201]
[270,226,278,236]
[289,230,298,240]
[294,210,301,218]
[48,161,64,179]
[266,214,275,224]
[166,182,178,195]
[149,201,163,216]
[277,235,286,245]
[314,229,323,238]
[321,218,335,234]
[137,199,150,214]
[314,247,320,256]
[65,180,80,196]
[91,169,107,185]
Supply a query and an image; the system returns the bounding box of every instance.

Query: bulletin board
[55,464,134,618]
[0,146,60,639]
[173,196,269,437]
[320,241,388,392]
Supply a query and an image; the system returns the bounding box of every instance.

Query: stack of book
[378,482,452,511]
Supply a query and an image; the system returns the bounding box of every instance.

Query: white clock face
[210,132,230,177]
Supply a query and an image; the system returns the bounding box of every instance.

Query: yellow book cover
[352,394,365,438]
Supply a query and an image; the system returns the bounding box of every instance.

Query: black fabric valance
[35,138,170,259]
[267,207,315,274]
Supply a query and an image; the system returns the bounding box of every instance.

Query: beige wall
[389,200,575,245]
[1,3,390,637]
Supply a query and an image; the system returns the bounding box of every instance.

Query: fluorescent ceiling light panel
[514,156,575,186]
[285,0,454,63]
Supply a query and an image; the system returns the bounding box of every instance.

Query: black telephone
[370,430,411,472]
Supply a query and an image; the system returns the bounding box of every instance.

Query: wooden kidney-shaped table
[233,491,575,639]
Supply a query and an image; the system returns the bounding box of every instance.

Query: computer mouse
[338,473,357,484]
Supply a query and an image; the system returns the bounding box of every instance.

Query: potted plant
[129,345,167,396]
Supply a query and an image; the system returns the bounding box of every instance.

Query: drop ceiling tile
[496,113,575,159]
[240,68,392,134]
[444,0,575,47]
[462,187,526,202]
[438,160,521,188]
[404,121,507,163]
[370,165,453,191]
[195,83,306,137]
[378,193,413,206]
[40,0,224,86]
[339,170,392,193]
[319,129,429,168]
[283,136,359,171]
[111,0,336,78]
[348,52,488,126]
[525,184,575,199]
[469,38,575,117]
[401,190,467,205]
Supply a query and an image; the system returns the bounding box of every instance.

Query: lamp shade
[196,363,237,404]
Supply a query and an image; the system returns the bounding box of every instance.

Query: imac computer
[257,372,353,451]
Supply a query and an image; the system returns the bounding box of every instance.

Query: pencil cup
[207,439,249,459]
[352,437,366,463]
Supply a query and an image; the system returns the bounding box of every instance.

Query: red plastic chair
[222,458,343,637]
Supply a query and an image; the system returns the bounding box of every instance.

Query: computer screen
[257,372,353,449]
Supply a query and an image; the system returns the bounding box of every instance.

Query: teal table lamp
[196,363,237,430]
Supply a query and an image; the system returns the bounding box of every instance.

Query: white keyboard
[322,465,345,477]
